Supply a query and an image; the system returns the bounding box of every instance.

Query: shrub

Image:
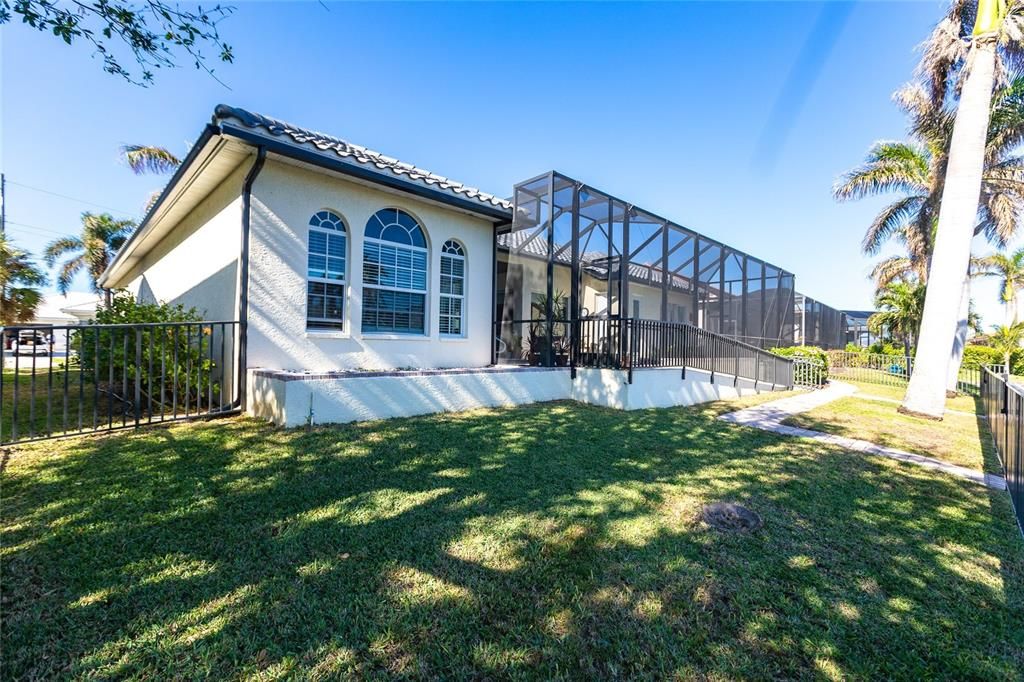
[866,340,906,356]
[771,345,829,385]
[960,345,1001,371]
[71,293,219,413]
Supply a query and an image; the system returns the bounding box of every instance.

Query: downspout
[236,146,267,411]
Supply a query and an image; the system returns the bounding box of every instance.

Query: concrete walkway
[719,382,1006,490]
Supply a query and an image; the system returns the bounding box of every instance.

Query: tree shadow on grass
[2,399,1023,679]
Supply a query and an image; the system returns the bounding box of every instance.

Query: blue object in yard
[888,363,905,376]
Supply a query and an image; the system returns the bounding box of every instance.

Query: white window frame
[306,210,347,331]
[439,240,466,337]
[361,209,429,336]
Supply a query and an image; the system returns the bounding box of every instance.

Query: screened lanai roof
[497,171,797,348]
[499,171,794,293]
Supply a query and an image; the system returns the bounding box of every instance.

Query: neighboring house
[843,310,879,348]
[29,292,100,326]
[97,105,822,426]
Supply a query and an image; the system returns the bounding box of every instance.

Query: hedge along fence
[771,346,828,386]
[70,323,222,417]
[67,295,231,419]
[826,349,987,396]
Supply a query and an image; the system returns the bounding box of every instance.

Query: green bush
[771,345,829,385]
[70,294,219,413]
[960,345,1001,371]
[866,340,906,356]
[960,344,1024,375]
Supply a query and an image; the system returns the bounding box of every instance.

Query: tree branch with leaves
[0,0,235,85]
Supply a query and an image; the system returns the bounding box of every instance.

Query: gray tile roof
[213,104,512,213]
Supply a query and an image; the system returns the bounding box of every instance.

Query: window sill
[439,336,469,343]
[361,334,431,341]
[306,330,350,339]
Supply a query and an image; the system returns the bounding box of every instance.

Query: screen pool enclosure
[493,171,844,368]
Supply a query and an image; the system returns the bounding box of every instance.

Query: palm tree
[835,76,1024,291]
[903,0,1024,417]
[976,247,1024,323]
[43,212,136,306]
[837,75,1024,394]
[868,281,926,357]
[0,236,47,326]
[990,321,1024,373]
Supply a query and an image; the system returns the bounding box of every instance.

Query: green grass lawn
[2,396,1023,679]
[0,366,221,445]
[782,396,1000,473]
[0,367,109,442]
[839,378,982,414]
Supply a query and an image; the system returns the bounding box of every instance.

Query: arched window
[362,208,428,334]
[306,210,347,330]
[439,240,465,336]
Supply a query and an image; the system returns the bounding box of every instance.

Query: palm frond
[42,236,83,267]
[833,141,931,201]
[861,195,928,255]
[915,0,972,106]
[870,256,915,290]
[120,145,182,175]
[55,257,84,296]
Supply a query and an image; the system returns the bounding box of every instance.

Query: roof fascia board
[99,124,223,287]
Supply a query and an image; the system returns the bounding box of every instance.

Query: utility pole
[1,172,6,237]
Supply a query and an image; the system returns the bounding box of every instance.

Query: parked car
[14,330,51,356]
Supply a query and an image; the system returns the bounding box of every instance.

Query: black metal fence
[980,368,1024,536]
[495,317,793,388]
[0,321,240,445]
[827,351,985,396]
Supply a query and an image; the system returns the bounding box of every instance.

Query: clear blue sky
[0,1,1012,327]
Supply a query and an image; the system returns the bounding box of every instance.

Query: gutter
[236,146,267,411]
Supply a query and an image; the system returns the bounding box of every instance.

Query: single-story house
[30,292,101,327]
[99,105,801,426]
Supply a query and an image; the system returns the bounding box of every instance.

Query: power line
[6,179,136,216]
[5,220,72,238]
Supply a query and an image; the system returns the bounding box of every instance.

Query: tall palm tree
[990,321,1024,373]
[977,246,1024,323]
[903,0,1024,417]
[837,75,1024,393]
[0,236,47,326]
[868,281,926,357]
[43,213,136,306]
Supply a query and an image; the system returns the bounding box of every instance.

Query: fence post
[134,327,142,429]
[734,343,739,387]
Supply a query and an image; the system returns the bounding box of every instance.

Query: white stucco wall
[120,164,245,321]
[249,367,571,427]
[572,366,783,410]
[248,364,788,428]
[247,161,497,371]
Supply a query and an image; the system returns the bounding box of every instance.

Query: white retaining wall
[572,367,779,410]
[249,365,788,427]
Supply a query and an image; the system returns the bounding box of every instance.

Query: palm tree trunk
[902,35,998,418]
[946,272,971,394]
[103,288,111,308]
